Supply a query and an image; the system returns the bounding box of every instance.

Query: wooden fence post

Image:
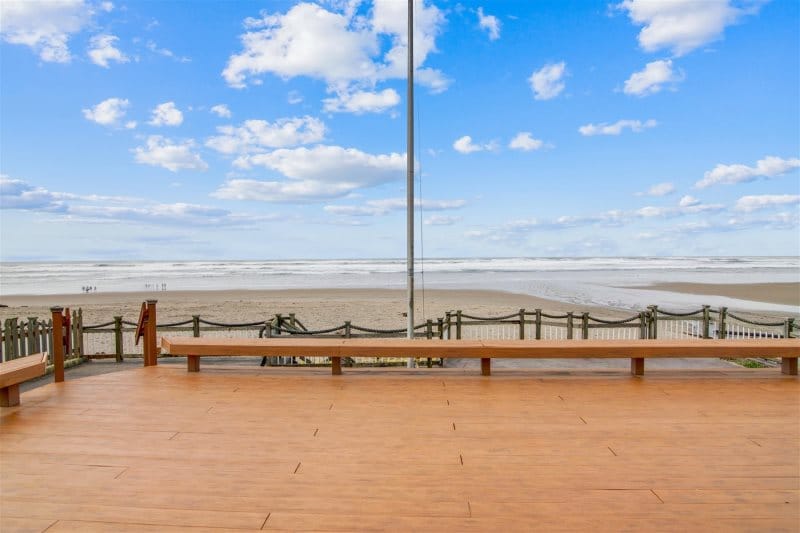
[145,300,158,366]
[9,318,19,359]
[76,309,84,357]
[29,317,40,354]
[519,309,525,340]
[581,313,589,340]
[445,312,452,340]
[535,309,542,340]
[639,312,648,339]
[785,318,795,339]
[718,307,727,339]
[113,316,124,362]
[192,315,200,337]
[566,312,574,340]
[344,321,352,338]
[437,318,444,340]
[456,311,462,340]
[702,305,711,339]
[648,305,658,339]
[51,307,65,383]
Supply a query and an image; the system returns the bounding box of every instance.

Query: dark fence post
[566,312,574,340]
[29,317,40,354]
[344,321,352,338]
[535,309,542,340]
[702,305,711,339]
[50,307,65,382]
[581,312,589,340]
[785,318,795,339]
[113,316,124,362]
[639,312,648,339]
[518,309,525,340]
[192,315,200,337]
[718,307,727,339]
[648,305,658,339]
[456,311,462,340]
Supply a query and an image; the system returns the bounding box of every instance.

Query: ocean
[1,257,798,313]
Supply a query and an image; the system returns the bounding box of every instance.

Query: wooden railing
[2,304,797,366]
[1,308,84,364]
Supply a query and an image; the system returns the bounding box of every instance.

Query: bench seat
[0,352,48,407]
[160,337,799,376]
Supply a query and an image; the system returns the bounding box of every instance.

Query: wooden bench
[160,337,799,376]
[0,352,48,407]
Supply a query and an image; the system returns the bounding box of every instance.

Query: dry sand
[1,284,796,328]
[643,282,800,308]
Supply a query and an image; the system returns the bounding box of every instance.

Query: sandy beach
[643,282,800,308]
[1,284,796,328]
[0,288,630,328]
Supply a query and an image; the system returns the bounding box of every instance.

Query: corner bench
[0,352,48,407]
[160,337,799,376]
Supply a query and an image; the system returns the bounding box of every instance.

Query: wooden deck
[1,364,798,532]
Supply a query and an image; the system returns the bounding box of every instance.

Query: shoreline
[1,285,796,328]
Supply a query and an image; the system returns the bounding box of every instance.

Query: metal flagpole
[406,0,415,367]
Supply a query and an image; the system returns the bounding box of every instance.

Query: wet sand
[643,282,799,308]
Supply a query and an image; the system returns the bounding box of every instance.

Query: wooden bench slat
[160,337,799,376]
[0,352,48,407]
[0,353,48,389]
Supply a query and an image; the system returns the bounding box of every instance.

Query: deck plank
[1,366,798,531]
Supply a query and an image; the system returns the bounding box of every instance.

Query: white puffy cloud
[100,2,113,12]
[206,116,325,154]
[696,156,800,188]
[288,91,303,104]
[635,182,675,197]
[223,0,450,114]
[0,0,92,62]
[508,132,544,152]
[0,175,65,211]
[453,135,496,154]
[477,7,500,40]
[623,59,683,96]
[678,195,700,207]
[617,0,760,57]
[324,198,466,217]
[223,1,447,97]
[579,119,657,136]
[216,145,405,202]
[82,97,130,127]
[1,175,264,226]
[146,40,190,63]
[210,104,232,118]
[425,215,461,226]
[148,102,184,127]
[323,88,400,114]
[734,194,800,212]
[133,136,208,172]
[87,34,128,67]
[528,62,566,100]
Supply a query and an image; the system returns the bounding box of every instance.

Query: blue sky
[1,0,798,261]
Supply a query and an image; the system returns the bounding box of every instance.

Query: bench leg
[631,358,645,376]
[1,384,20,407]
[782,357,798,376]
[332,357,342,375]
[481,358,491,376]
[187,355,200,372]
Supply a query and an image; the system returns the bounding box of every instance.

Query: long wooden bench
[160,337,799,376]
[0,352,48,407]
